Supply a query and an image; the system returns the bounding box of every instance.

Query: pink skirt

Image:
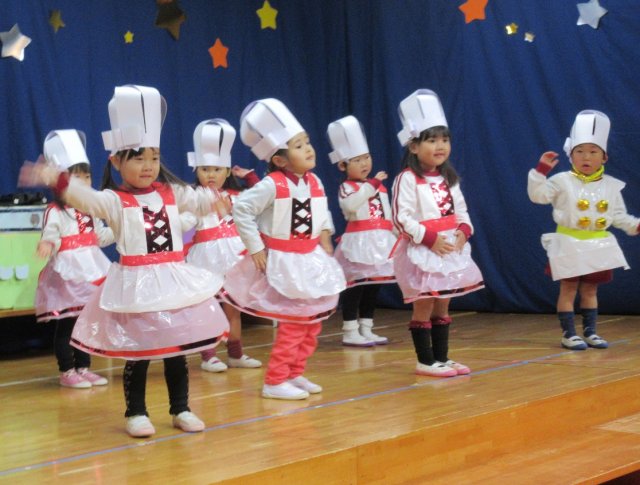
[70,286,229,360]
[35,263,98,322]
[334,246,396,287]
[393,239,484,303]
[220,256,339,324]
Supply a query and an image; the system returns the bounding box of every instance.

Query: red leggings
[264,322,322,385]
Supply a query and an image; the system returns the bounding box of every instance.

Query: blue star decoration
[0,24,31,61]
[577,0,608,29]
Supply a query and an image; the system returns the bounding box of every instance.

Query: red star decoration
[459,0,488,24]
[208,38,228,69]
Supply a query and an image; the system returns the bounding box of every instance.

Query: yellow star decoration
[524,32,535,42]
[124,31,134,44]
[505,23,518,35]
[257,0,278,30]
[49,10,65,33]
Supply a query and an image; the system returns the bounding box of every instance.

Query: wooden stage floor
[2,309,640,484]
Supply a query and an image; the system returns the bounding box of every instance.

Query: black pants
[341,285,380,321]
[54,317,90,372]
[123,356,190,417]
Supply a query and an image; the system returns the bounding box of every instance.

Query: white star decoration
[577,0,608,29]
[0,24,31,61]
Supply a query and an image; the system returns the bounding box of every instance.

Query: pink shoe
[77,368,108,385]
[415,362,457,378]
[59,369,91,389]
[442,360,471,375]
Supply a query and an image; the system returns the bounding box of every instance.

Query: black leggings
[341,285,380,321]
[53,317,90,372]
[123,356,190,417]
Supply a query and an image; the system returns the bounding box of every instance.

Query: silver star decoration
[577,0,608,29]
[0,24,32,61]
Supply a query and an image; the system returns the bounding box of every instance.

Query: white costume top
[528,168,639,279]
[40,204,113,282]
[64,179,220,312]
[335,179,396,285]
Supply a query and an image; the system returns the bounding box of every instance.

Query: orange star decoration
[49,10,65,33]
[155,0,186,40]
[458,0,488,24]
[257,0,278,30]
[505,23,518,35]
[208,38,229,69]
[124,31,134,44]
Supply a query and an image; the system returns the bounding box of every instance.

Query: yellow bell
[577,199,590,211]
[595,217,607,230]
[596,200,609,213]
[577,217,591,229]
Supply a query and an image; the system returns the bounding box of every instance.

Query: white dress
[222,171,346,323]
[528,169,639,280]
[391,169,484,303]
[334,179,396,287]
[67,180,229,360]
[35,204,113,322]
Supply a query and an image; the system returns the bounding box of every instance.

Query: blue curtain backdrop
[1,0,639,314]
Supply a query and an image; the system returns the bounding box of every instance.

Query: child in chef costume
[327,115,396,347]
[528,110,640,350]
[222,98,346,400]
[19,85,229,438]
[392,89,484,378]
[35,129,114,389]
[182,118,261,372]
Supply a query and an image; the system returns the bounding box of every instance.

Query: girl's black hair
[401,126,459,186]
[193,167,243,191]
[266,148,288,174]
[53,162,91,214]
[100,148,186,190]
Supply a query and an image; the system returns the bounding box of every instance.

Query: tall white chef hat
[239,98,304,161]
[187,119,236,169]
[102,85,167,154]
[563,110,610,157]
[43,129,89,170]
[397,89,448,146]
[327,115,370,164]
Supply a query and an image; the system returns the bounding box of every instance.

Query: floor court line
[0,338,629,478]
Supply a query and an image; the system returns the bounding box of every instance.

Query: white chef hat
[563,110,610,157]
[239,98,304,161]
[43,129,90,170]
[102,85,167,154]
[187,119,236,169]
[397,89,448,146]
[327,115,370,164]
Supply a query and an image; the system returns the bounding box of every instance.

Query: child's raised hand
[231,165,252,179]
[374,171,388,181]
[538,151,559,170]
[18,156,60,188]
[251,249,267,273]
[36,240,54,259]
[430,234,455,256]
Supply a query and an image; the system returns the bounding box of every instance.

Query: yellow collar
[570,164,604,183]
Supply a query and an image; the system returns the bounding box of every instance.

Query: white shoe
[200,357,228,373]
[359,318,389,345]
[228,354,262,368]
[415,362,457,377]
[262,382,309,400]
[561,335,588,350]
[441,360,471,375]
[342,320,375,347]
[172,411,205,433]
[126,415,155,438]
[288,375,322,394]
[584,334,608,349]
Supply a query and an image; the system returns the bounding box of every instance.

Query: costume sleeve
[609,182,640,235]
[392,171,425,245]
[451,183,473,235]
[40,206,62,252]
[314,175,334,233]
[232,177,276,254]
[94,218,115,247]
[338,181,376,216]
[180,211,198,233]
[528,169,562,204]
[63,178,122,231]
[172,184,218,217]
